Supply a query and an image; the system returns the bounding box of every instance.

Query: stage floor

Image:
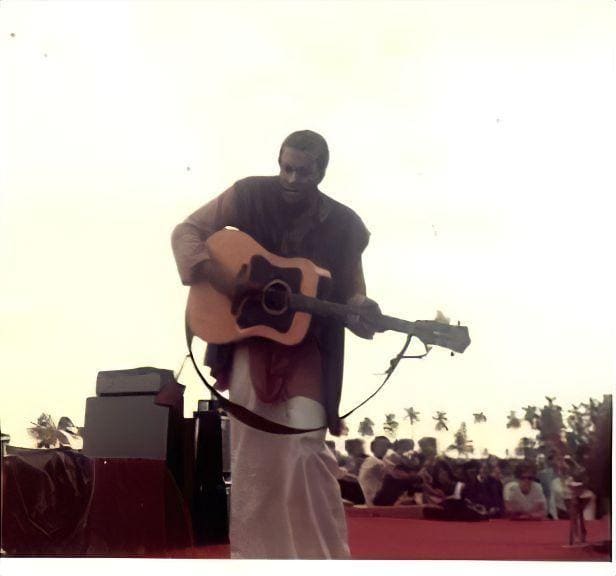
[170,516,612,561]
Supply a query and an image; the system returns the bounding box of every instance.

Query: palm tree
[57,416,83,448]
[537,396,565,453]
[473,412,487,423]
[404,407,420,425]
[506,411,521,429]
[522,405,540,429]
[448,422,474,458]
[383,413,399,439]
[27,413,82,449]
[358,417,375,437]
[566,404,585,434]
[539,397,564,432]
[433,411,448,432]
[565,401,599,455]
[28,413,62,448]
[581,398,600,426]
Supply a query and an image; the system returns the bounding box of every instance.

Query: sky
[1,0,615,459]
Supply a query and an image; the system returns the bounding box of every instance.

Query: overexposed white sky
[1,0,615,456]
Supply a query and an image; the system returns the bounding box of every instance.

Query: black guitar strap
[183,314,425,435]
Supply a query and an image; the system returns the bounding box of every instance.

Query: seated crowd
[326,437,598,522]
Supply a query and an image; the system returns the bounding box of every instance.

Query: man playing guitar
[171,130,379,559]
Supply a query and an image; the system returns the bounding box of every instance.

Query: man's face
[518,473,533,494]
[437,467,453,485]
[278,146,321,203]
[347,440,365,457]
[372,439,390,459]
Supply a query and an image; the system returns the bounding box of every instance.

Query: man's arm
[171,186,240,293]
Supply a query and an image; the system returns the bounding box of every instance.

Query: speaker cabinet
[83,395,173,460]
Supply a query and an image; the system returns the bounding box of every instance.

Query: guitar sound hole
[262,281,290,315]
[235,257,302,333]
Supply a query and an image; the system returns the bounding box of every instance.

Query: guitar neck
[288,293,416,335]
[287,292,471,354]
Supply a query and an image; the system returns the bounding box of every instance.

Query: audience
[537,453,557,517]
[343,438,369,476]
[462,462,505,518]
[420,458,491,521]
[504,463,547,520]
[326,440,366,505]
[384,438,416,468]
[358,436,421,506]
[328,436,604,527]
[421,458,460,505]
[497,459,515,487]
[357,436,391,505]
[548,454,596,521]
[325,440,348,468]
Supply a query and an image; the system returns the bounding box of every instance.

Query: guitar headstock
[412,321,471,354]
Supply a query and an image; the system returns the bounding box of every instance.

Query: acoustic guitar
[187,228,470,354]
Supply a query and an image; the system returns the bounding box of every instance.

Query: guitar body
[187,228,332,345]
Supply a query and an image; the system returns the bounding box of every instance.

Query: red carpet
[346,517,610,560]
[165,515,612,561]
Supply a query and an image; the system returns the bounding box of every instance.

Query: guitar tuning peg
[451,352,455,357]
[457,320,460,326]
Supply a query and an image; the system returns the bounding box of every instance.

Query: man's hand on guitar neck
[345,294,382,340]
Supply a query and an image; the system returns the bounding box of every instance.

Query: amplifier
[96,367,175,396]
[83,395,177,460]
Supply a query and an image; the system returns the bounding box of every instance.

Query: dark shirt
[172,176,370,434]
[463,475,505,516]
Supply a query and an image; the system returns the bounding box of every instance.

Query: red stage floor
[4,451,610,562]
[168,516,612,561]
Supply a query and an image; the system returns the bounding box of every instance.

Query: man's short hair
[370,436,391,451]
[279,130,329,180]
[393,438,414,452]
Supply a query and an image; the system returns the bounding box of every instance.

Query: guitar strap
[183,314,424,435]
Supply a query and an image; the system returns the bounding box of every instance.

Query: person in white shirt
[358,436,391,505]
[384,438,415,467]
[504,463,547,520]
[358,436,421,506]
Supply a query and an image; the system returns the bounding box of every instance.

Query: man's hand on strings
[196,260,262,313]
[231,263,264,314]
[345,294,381,339]
[196,258,237,296]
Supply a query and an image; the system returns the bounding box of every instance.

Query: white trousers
[228,346,350,559]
